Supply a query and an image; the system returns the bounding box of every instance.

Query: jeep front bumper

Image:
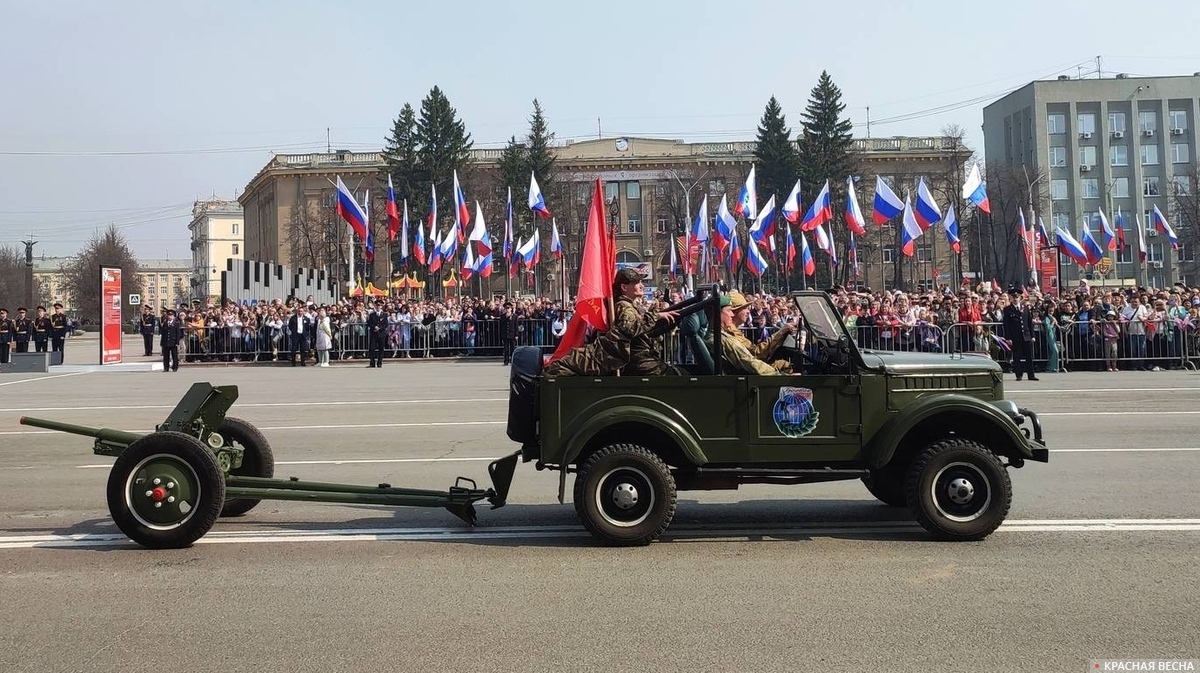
[1017,407,1048,462]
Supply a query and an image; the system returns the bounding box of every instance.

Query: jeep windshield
[792,293,849,345]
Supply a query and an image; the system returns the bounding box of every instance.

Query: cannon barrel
[19,416,144,447]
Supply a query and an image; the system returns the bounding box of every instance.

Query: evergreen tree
[496,135,528,202]
[59,226,144,322]
[797,71,856,288]
[415,86,474,219]
[525,99,557,199]
[381,103,420,208]
[753,96,800,210]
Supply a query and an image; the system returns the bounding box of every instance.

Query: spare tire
[506,346,543,445]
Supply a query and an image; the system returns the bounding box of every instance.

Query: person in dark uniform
[12,308,31,353]
[287,305,313,366]
[500,302,517,365]
[139,305,158,356]
[32,306,52,353]
[1002,287,1038,381]
[50,303,68,356]
[160,309,183,372]
[366,299,388,368]
[0,308,13,364]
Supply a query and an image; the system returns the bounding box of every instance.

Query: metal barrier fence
[171,316,1199,370]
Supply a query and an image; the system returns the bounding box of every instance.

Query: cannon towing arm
[18,381,522,548]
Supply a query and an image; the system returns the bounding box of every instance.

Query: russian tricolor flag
[400,198,410,261]
[453,170,470,243]
[845,176,866,235]
[873,175,903,225]
[727,227,742,272]
[734,166,757,219]
[1152,205,1179,248]
[427,184,438,246]
[428,227,443,272]
[713,194,736,253]
[1035,216,1050,248]
[900,195,922,256]
[1097,210,1116,251]
[1080,223,1104,265]
[1136,216,1148,262]
[848,232,860,279]
[748,195,777,250]
[529,172,552,219]
[386,175,400,243]
[800,231,815,276]
[943,203,961,253]
[745,227,769,277]
[335,176,368,241]
[1056,227,1090,267]
[504,187,514,265]
[800,179,832,232]
[781,180,802,224]
[550,218,563,260]
[914,179,942,231]
[517,228,540,268]
[784,224,796,272]
[468,201,491,257]
[962,164,990,213]
[413,202,426,266]
[814,222,837,266]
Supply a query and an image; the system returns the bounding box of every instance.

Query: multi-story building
[31,257,190,314]
[240,135,971,296]
[189,198,244,302]
[984,73,1200,288]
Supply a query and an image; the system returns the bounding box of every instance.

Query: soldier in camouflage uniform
[544,268,678,377]
[719,291,796,376]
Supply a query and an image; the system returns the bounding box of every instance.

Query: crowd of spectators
[137,279,1200,372]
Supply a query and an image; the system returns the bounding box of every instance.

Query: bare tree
[1170,161,1200,283]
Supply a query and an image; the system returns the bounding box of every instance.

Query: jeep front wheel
[573,444,677,547]
[905,438,1011,541]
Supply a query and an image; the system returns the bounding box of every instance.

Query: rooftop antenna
[597,117,602,139]
[327,127,331,153]
[1096,55,1102,79]
[866,106,871,139]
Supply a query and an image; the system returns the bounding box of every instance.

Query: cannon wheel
[106,431,225,549]
[218,417,275,517]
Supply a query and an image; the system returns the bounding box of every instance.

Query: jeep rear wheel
[862,469,907,507]
[905,438,1011,541]
[573,444,676,547]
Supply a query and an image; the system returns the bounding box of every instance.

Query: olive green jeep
[506,289,1047,546]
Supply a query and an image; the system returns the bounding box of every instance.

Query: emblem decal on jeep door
[772,387,819,438]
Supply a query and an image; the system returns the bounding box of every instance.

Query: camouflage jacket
[720,327,782,376]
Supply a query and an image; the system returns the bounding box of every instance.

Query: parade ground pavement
[1,350,1198,672]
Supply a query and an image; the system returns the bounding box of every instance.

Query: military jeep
[506,289,1047,546]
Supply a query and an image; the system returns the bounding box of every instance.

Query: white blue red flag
[1080,223,1104,265]
[400,198,410,261]
[1151,205,1179,248]
[668,234,678,279]
[845,176,866,235]
[800,230,815,276]
[517,228,540,268]
[1055,227,1089,267]
[745,227,769,277]
[784,224,796,272]
[335,176,369,241]
[428,227,443,272]
[550,218,563,260]
[734,166,757,219]
[1097,210,1116,251]
[900,195,922,256]
[1136,215,1148,262]
[873,175,903,225]
[848,232,860,279]
[962,164,991,213]
[800,179,832,232]
[713,194,736,253]
[364,222,374,263]
[453,171,470,244]
[914,178,942,231]
[943,203,961,254]
[386,175,400,243]
[781,180,802,224]
[413,202,425,266]
[427,184,438,245]
[1114,209,1128,252]
[529,172,552,219]
[469,201,491,259]
[504,187,514,263]
[727,227,742,272]
[1035,216,1050,248]
[748,195,777,252]
[814,222,837,266]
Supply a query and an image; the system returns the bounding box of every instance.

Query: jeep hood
[858,350,1003,374]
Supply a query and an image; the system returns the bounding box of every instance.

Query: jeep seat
[506,346,543,445]
[678,310,715,375]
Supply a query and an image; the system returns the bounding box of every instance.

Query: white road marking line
[1013,387,1200,394]
[0,372,90,387]
[1039,411,1200,416]
[0,398,507,413]
[2,519,1199,549]
[1053,448,1200,453]
[0,420,506,437]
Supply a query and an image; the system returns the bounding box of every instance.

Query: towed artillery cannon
[20,382,519,549]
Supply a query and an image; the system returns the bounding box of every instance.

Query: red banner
[101,267,123,365]
[1038,248,1059,297]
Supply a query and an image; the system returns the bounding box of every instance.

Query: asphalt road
[1,358,1198,672]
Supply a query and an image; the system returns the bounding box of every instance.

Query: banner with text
[101,266,123,365]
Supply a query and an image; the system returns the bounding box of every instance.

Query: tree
[1170,161,1200,283]
[797,71,856,288]
[382,103,420,210]
[58,225,144,322]
[0,245,48,309]
[525,99,557,196]
[415,86,474,221]
[753,96,800,208]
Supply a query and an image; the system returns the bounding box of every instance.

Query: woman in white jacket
[315,308,333,367]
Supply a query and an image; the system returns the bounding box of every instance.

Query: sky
[2,0,1198,260]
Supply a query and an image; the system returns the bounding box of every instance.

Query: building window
[917,245,932,263]
[625,182,641,200]
[160,286,167,295]
[1109,112,1127,134]
[1170,110,1188,132]
[605,182,619,203]
[232,223,239,235]
[627,216,641,234]
[1172,175,1191,195]
[1179,242,1196,263]
[1050,179,1068,200]
[1141,144,1159,165]
[321,192,335,208]
[1112,177,1130,198]
[1148,243,1164,263]
[707,179,725,197]
[1081,178,1099,198]
[1143,177,1161,196]
[1047,114,1066,134]
[655,217,668,233]
[882,246,896,264]
[655,182,667,198]
[1110,145,1128,166]
[1077,113,1096,135]
[616,251,640,264]
[1139,111,1157,134]
[1172,143,1190,163]
[1049,146,1067,167]
[879,175,896,189]
[1052,212,1070,231]
[1078,146,1097,167]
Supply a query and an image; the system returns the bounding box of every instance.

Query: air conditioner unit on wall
[1171,127,1185,136]
[1080,165,1092,172]
[643,248,653,256]
[1081,132,1093,139]
[1144,129,1156,137]
[1151,260,1164,268]
[1112,131,1125,139]
[1147,228,1159,236]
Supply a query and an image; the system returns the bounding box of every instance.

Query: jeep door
[744,373,863,463]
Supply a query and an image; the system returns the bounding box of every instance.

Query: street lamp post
[670,169,710,293]
[1023,165,1044,290]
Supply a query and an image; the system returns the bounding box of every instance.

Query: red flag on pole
[548,180,614,363]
